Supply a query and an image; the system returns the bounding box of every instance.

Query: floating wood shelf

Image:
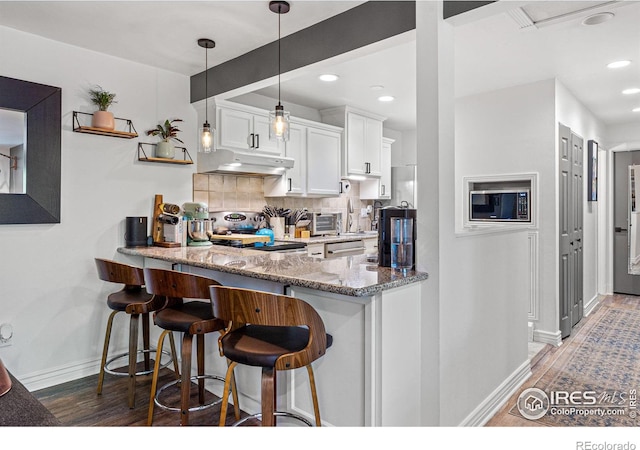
[137,142,193,165]
[72,111,138,138]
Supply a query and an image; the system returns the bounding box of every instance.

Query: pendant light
[268,1,290,142]
[198,38,215,153]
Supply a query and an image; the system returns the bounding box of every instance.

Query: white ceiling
[0,0,639,137]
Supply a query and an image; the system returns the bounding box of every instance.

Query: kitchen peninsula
[118,244,427,426]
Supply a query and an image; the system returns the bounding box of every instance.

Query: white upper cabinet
[263,118,342,197]
[216,100,283,156]
[361,137,394,200]
[321,106,386,178]
[306,124,341,196]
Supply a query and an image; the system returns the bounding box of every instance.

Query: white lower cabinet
[306,242,325,258]
[363,237,378,254]
[264,119,342,197]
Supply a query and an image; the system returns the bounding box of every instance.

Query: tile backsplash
[192,174,376,232]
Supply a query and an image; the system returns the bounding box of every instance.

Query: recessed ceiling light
[607,60,631,69]
[582,12,614,26]
[319,74,339,82]
[633,107,640,113]
[370,85,384,91]
[378,95,394,102]
[623,88,640,95]
[228,162,242,167]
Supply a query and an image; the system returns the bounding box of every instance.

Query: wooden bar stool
[94,258,177,409]
[143,268,240,426]
[210,285,332,427]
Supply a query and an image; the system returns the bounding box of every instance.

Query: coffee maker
[378,206,417,269]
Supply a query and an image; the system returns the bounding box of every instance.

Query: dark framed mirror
[0,76,61,224]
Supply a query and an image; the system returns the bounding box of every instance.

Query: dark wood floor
[33,367,259,426]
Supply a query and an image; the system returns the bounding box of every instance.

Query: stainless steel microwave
[469,189,530,222]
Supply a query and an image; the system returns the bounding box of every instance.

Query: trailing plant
[146,119,184,144]
[88,85,117,111]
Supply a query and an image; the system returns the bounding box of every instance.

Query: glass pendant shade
[200,122,214,153]
[269,104,290,141]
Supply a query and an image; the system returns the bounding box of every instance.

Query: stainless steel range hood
[197,148,294,176]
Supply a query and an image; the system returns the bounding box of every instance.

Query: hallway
[487,294,640,426]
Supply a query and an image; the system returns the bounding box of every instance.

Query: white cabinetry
[321,106,386,178]
[264,118,342,197]
[361,137,394,200]
[216,100,283,156]
[307,242,325,258]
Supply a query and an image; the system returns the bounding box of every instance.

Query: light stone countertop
[117,242,427,297]
[278,231,379,245]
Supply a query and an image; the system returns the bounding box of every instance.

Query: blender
[182,202,212,247]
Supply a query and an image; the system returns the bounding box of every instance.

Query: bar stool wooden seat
[210,285,332,427]
[94,258,176,409]
[143,268,240,426]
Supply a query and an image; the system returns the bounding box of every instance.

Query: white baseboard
[584,294,600,317]
[533,328,562,346]
[19,358,101,392]
[458,360,531,427]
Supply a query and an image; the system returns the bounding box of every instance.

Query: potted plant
[88,85,117,130]
[146,119,183,159]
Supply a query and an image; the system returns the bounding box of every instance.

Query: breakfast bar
[117,245,427,426]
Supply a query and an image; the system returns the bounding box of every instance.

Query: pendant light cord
[278,3,281,105]
[205,45,208,122]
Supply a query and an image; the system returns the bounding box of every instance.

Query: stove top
[209,239,306,252]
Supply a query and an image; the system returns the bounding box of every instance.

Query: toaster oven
[309,212,341,236]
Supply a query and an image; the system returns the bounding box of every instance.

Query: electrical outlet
[0,323,13,348]
[360,208,368,218]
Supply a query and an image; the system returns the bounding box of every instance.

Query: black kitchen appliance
[125,216,148,247]
[378,206,417,269]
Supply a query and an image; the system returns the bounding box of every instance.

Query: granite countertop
[117,243,427,297]
[281,231,379,245]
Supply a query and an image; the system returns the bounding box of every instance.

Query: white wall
[556,80,607,314]
[0,26,197,388]
[455,79,557,341]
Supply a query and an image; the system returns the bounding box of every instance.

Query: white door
[365,117,382,176]
[378,138,392,198]
[252,114,284,156]
[346,112,366,176]
[307,127,340,196]
[284,122,306,195]
[217,107,252,151]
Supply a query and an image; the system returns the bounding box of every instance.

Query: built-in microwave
[469,189,530,222]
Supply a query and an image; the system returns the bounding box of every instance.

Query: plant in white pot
[88,85,117,130]
[146,119,183,159]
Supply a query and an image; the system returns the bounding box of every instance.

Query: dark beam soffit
[190,1,496,103]
[190,1,416,103]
